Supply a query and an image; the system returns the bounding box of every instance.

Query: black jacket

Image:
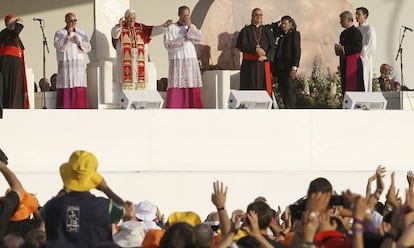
[270,23,301,72]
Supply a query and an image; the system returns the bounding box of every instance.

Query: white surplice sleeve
[363,26,376,57]
[78,31,91,54]
[54,30,71,52]
[151,25,165,37]
[164,26,185,50]
[111,25,121,39]
[186,24,202,44]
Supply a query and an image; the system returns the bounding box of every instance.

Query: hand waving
[211,180,227,209]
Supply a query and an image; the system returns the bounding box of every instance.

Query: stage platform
[1,109,413,218]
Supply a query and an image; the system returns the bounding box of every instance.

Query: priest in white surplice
[164,6,203,108]
[356,7,376,92]
[54,12,91,109]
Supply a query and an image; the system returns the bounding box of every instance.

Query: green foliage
[292,55,343,109]
[372,78,381,92]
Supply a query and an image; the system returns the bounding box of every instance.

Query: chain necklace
[254,25,262,48]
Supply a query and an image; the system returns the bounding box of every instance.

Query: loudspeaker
[228,90,273,109]
[120,90,164,109]
[343,91,387,110]
[382,92,401,109]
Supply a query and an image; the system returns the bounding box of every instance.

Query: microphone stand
[36,19,50,109]
[395,27,408,110]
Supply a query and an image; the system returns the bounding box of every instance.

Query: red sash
[0,45,23,58]
[242,53,273,97]
[342,53,361,91]
[121,24,146,90]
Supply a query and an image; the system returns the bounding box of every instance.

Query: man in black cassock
[335,11,364,96]
[0,14,29,109]
[270,16,301,108]
[236,8,275,97]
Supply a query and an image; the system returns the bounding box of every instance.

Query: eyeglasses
[69,19,77,23]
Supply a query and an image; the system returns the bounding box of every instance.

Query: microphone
[402,25,413,32]
[33,18,44,22]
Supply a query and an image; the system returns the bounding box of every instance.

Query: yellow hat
[167,211,202,227]
[60,150,103,192]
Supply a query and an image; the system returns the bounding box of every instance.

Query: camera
[289,195,344,220]
[329,195,344,206]
[204,221,220,232]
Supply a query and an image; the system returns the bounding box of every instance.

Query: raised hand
[231,209,245,225]
[306,192,331,214]
[407,171,414,188]
[318,213,337,232]
[386,172,400,209]
[242,210,261,237]
[276,205,282,217]
[403,188,414,228]
[96,178,108,191]
[376,165,386,178]
[184,17,192,27]
[163,19,173,28]
[366,172,376,198]
[211,181,231,234]
[282,207,292,233]
[67,27,75,36]
[73,35,81,46]
[342,189,358,210]
[375,165,386,195]
[302,210,320,242]
[379,221,391,236]
[211,180,227,209]
[353,195,369,220]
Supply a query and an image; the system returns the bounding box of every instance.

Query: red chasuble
[120,23,152,90]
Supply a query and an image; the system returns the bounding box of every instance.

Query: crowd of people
[1,147,414,247]
[0,4,401,113]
